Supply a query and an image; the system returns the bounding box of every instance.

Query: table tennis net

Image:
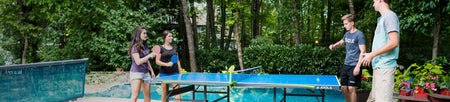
[232,66,261,74]
[230,66,261,82]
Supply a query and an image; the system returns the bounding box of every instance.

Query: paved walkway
[76,72,162,102]
[71,97,162,102]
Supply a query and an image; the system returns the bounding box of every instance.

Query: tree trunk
[432,6,442,62]
[22,34,28,64]
[251,0,260,38]
[206,0,213,49]
[348,0,355,15]
[220,0,226,49]
[257,0,261,38]
[251,0,255,38]
[292,0,300,44]
[321,0,326,43]
[225,10,235,50]
[306,0,311,42]
[299,0,303,43]
[236,0,244,70]
[326,0,332,44]
[278,0,282,43]
[241,15,246,47]
[17,0,27,64]
[178,1,189,71]
[225,23,234,50]
[59,34,66,49]
[190,0,198,49]
[209,0,217,48]
[259,1,263,39]
[181,0,198,72]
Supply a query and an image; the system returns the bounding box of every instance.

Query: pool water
[85,84,346,102]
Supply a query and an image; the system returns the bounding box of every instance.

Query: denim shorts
[159,72,179,77]
[130,72,151,80]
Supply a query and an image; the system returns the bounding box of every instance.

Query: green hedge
[196,48,239,73]
[195,44,346,75]
[192,44,450,75]
[243,44,346,75]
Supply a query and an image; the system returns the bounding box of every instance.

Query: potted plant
[435,56,450,96]
[428,75,450,102]
[439,75,450,96]
[398,79,412,96]
[394,65,414,96]
[410,61,445,98]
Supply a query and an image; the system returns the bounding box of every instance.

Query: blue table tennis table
[144,67,340,102]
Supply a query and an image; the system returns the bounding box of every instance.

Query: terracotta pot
[399,89,411,96]
[441,89,450,96]
[116,67,123,71]
[415,92,428,98]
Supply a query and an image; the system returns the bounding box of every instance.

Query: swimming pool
[86,84,345,102]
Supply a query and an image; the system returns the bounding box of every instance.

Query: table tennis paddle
[152,45,161,54]
[171,55,178,64]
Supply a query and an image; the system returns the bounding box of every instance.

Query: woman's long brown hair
[128,26,146,56]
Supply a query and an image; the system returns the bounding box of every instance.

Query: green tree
[181,0,198,72]
[0,0,58,64]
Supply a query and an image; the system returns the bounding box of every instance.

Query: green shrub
[0,51,5,65]
[196,48,239,73]
[243,44,346,75]
[398,48,431,67]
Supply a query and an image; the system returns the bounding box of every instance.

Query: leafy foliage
[250,35,274,46]
[243,44,346,75]
[0,50,6,65]
[1,0,449,74]
[394,57,448,93]
[0,0,176,71]
[410,62,445,94]
[395,56,450,92]
[358,69,372,90]
[196,48,239,73]
[197,44,346,75]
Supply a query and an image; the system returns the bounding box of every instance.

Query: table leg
[227,86,230,102]
[283,88,286,102]
[165,84,170,101]
[193,85,196,100]
[321,89,325,102]
[274,88,276,102]
[204,85,207,101]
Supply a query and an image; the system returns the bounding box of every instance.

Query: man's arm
[354,44,366,76]
[329,40,345,51]
[362,31,399,66]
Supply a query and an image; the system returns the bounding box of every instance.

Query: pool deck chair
[144,66,341,102]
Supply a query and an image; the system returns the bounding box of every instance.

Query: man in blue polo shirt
[362,0,400,101]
